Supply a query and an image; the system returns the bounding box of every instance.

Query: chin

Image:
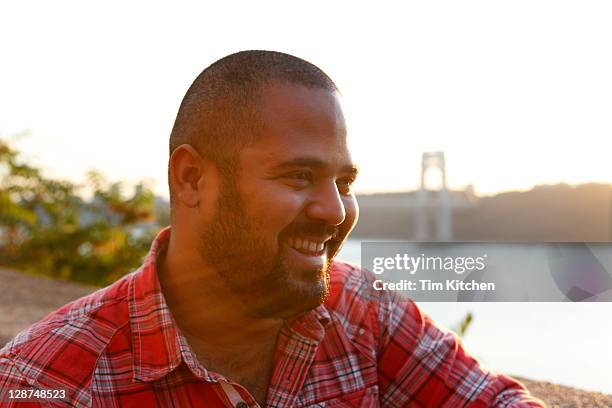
[249,272,329,319]
[327,239,346,260]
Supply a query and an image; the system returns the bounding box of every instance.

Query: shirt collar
[128,226,332,382]
[128,226,184,382]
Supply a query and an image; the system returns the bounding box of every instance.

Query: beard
[197,175,340,319]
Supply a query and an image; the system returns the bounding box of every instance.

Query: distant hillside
[352,183,612,241]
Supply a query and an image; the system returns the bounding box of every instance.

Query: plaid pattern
[0,228,544,407]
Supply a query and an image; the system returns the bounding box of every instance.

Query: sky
[1,1,611,198]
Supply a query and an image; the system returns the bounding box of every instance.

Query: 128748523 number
[2,388,67,401]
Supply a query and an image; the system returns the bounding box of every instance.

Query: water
[337,239,612,394]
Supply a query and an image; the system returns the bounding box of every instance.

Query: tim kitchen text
[373,279,496,292]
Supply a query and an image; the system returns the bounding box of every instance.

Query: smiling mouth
[287,236,330,256]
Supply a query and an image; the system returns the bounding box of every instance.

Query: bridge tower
[415,152,452,241]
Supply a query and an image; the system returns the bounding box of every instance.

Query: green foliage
[451,312,474,338]
[0,138,159,286]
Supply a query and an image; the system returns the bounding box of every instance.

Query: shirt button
[235,402,248,408]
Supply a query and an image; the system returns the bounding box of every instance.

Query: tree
[0,138,158,285]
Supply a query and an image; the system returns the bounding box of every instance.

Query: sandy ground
[0,267,95,345]
[1,267,610,407]
[516,377,612,408]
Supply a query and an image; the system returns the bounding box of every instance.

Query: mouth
[286,235,333,257]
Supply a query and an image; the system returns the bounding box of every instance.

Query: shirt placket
[218,380,255,408]
[264,317,326,408]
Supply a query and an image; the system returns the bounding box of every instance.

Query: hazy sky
[1,1,611,197]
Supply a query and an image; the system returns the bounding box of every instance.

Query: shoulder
[0,274,133,399]
[326,259,432,340]
[326,260,420,339]
[327,259,410,311]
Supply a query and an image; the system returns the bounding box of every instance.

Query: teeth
[288,237,326,253]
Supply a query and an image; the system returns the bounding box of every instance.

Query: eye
[283,170,313,188]
[288,171,312,181]
[336,177,355,195]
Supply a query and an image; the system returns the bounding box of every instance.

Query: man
[0,51,544,407]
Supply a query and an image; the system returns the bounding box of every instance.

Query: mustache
[283,221,340,239]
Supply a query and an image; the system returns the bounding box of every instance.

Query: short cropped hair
[168,50,338,200]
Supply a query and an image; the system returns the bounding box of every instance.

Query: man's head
[168,51,359,319]
[169,50,339,181]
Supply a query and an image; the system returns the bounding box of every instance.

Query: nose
[305,181,346,226]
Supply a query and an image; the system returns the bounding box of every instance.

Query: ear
[169,144,205,208]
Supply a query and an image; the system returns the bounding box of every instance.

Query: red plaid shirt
[0,228,543,407]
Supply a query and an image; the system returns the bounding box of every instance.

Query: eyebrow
[274,156,359,175]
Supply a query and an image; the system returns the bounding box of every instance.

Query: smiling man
[0,51,543,407]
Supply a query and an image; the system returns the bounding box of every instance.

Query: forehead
[242,83,351,167]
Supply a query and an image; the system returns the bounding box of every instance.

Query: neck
[157,233,284,351]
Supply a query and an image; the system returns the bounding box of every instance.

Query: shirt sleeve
[375,294,546,407]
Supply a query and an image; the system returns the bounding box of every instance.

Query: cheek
[341,196,359,234]
[197,171,223,224]
[243,184,306,230]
